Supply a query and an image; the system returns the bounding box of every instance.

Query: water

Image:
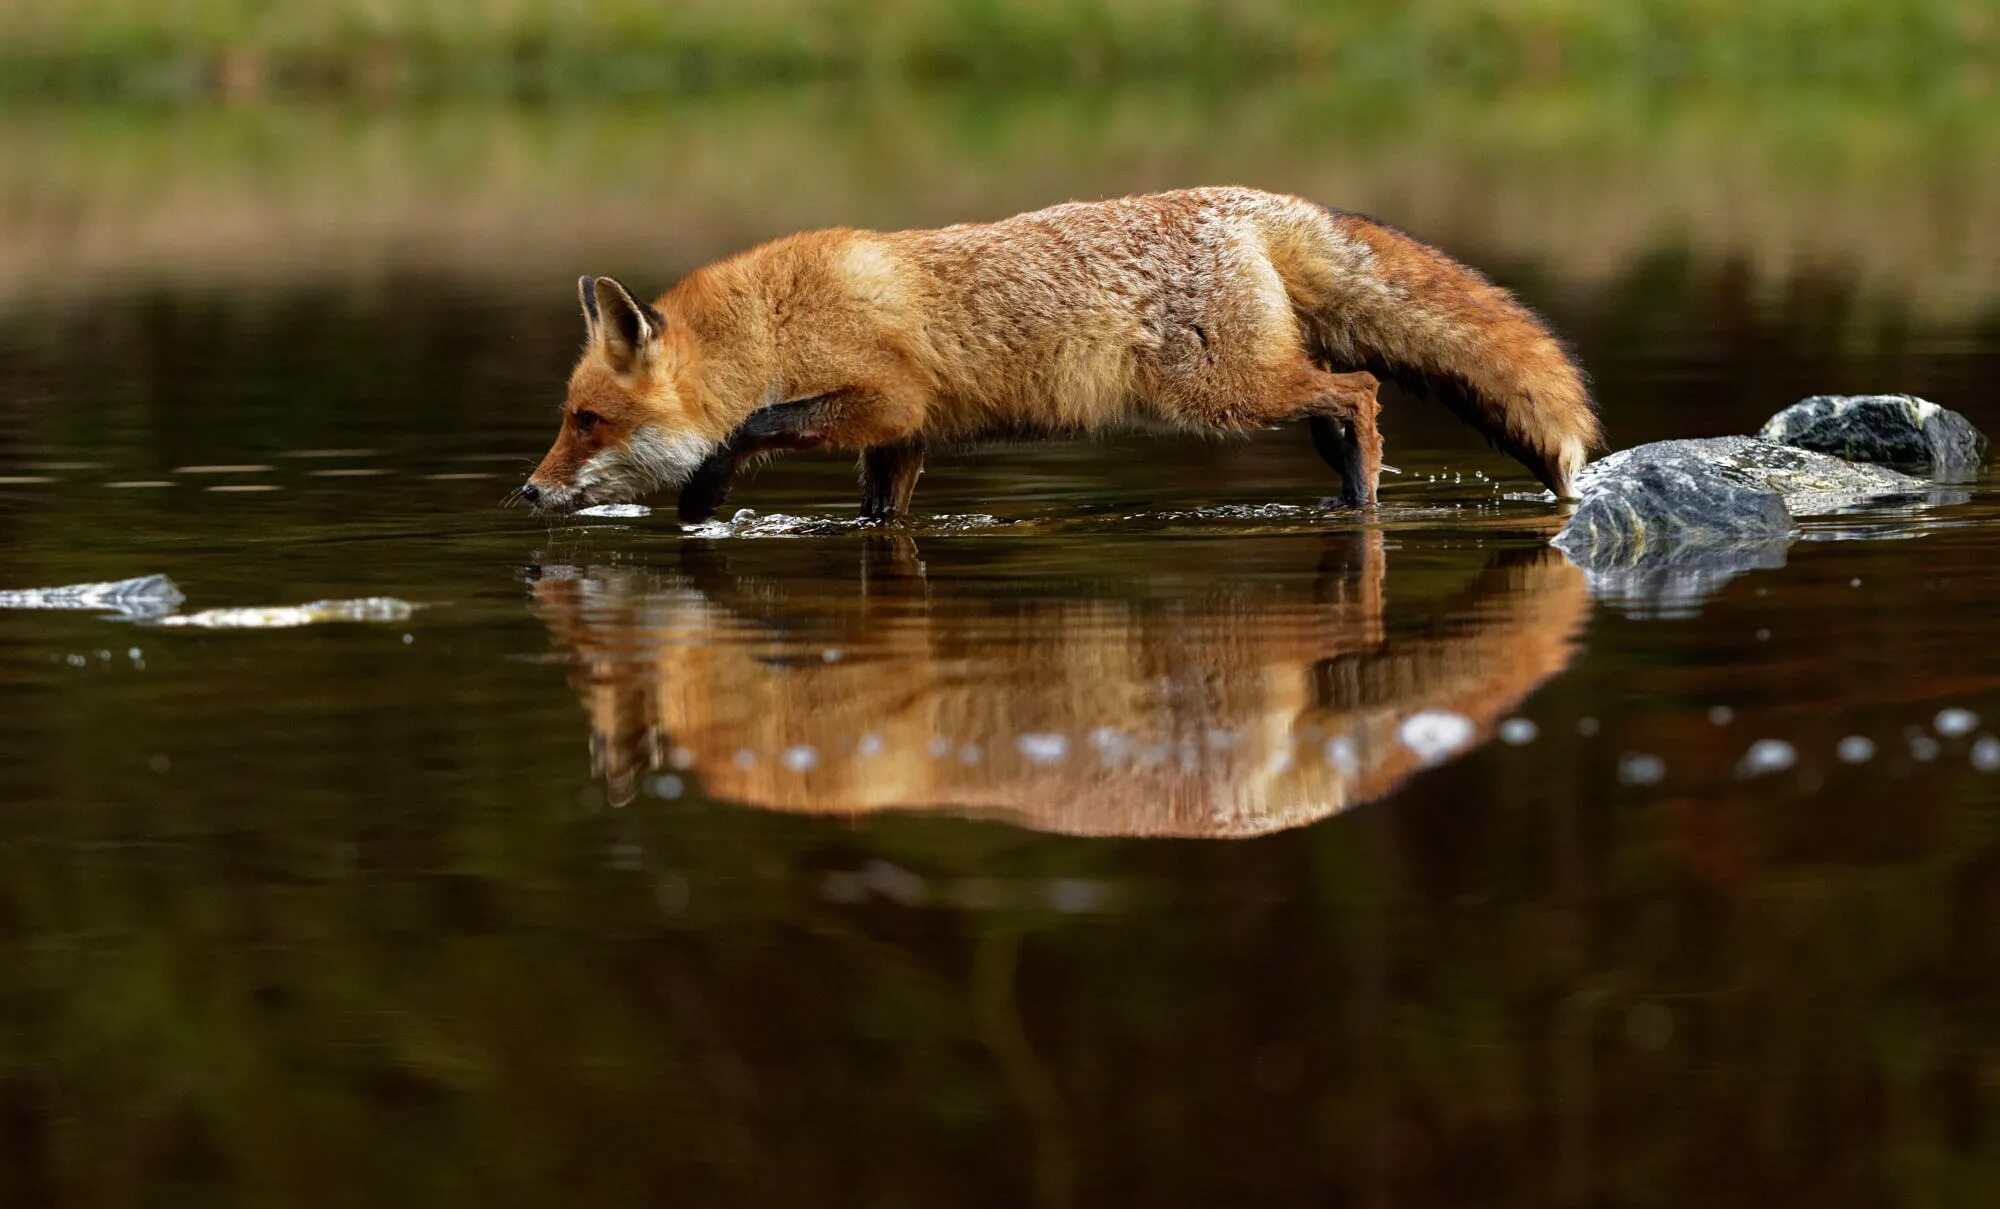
[4,92,2000,1204]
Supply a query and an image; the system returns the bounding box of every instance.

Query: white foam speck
[1016,733,1068,765]
[1089,727,1131,765]
[1498,718,1538,746]
[1972,736,2000,772]
[855,733,884,758]
[647,774,684,800]
[780,744,819,772]
[1836,736,1875,764]
[155,597,417,629]
[1399,710,1476,764]
[1618,753,1666,786]
[1738,739,1797,777]
[574,503,652,518]
[1935,708,1980,738]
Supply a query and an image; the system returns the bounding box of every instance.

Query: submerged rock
[0,573,185,618]
[1759,394,1986,475]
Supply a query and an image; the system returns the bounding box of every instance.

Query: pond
[2,89,1998,1204]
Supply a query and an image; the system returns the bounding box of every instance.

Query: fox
[521,187,1600,520]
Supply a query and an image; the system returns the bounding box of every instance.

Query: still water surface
[3,96,2000,1204]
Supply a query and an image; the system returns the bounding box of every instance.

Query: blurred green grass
[3,0,1996,95]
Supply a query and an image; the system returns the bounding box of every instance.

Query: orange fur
[525,188,1601,514]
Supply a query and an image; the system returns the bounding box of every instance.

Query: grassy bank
[3,0,1996,96]
[4,85,1999,316]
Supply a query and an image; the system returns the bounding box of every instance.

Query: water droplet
[1935,708,1980,738]
[1399,710,1475,764]
[780,744,819,772]
[1498,718,1538,745]
[669,745,696,770]
[1836,735,1875,764]
[1323,735,1359,774]
[1738,739,1797,777]
[855,733,884,758]
[1909,734,1941,762]
[1972,736,2000,772]
[732,749,756,770]
[1017,733,1068,765]
[1576,717,1601,737]
[1618,753,1665,786]
[957,743,983,766]
[928,736,951,759]
[646,774,684,800]
[1707,706,1735,726]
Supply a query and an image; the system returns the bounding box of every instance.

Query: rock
[1573,437,1926,523]
[1552,438,1930,612]
[1759,394,1986,475]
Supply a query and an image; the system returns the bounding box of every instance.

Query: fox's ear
[578,275,600,329]
[591,276,665,374]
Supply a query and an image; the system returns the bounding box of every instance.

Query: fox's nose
[520,483,542,504]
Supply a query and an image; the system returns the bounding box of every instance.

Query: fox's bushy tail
[1299,209,1602,498]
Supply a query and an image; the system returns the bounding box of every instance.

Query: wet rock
[1552,437,1928,615]
[1576,437,1927,519]
[1759,394,1986,475]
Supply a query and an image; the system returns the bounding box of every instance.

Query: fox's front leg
[677,445,743,522]
[677,386,927,523]
[858,438,926,523]
[675,395,838,523]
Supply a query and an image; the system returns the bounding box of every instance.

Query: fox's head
[521,276,716,513]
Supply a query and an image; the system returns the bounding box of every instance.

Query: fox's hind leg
[1228,364,1382,506]
[859,438,926,523]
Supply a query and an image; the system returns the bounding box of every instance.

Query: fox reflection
[529,533,1588,837]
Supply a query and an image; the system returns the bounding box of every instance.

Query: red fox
[521,187,1600,520]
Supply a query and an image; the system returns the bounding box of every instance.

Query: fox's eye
[573,409,602,435]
